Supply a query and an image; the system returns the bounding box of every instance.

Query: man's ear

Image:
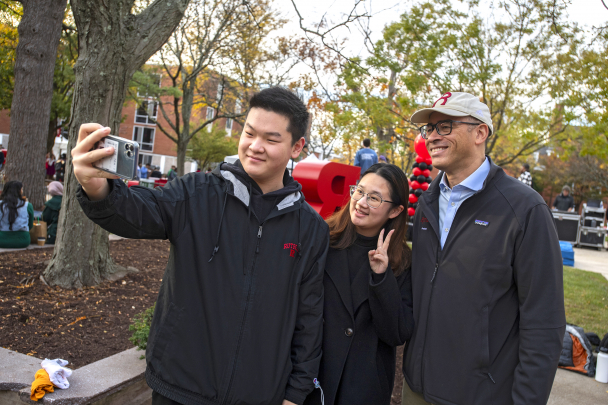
[291,137,306,159]
[389,205,405,219]
[474,124,490,146]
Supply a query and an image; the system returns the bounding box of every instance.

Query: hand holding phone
[72,124,123,201]
[91,135,139,180]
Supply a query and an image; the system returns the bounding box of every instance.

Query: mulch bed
[0,238,168,368]
[0,237,405,403]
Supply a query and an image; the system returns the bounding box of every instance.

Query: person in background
[0,148,5,170]
[151,166,162,178]
[55,154,66,182]
[0,181,34,248]
[136,163,142,179]
[140,162,148,179]
[305,163,413,405]
[517,163,532,187]
[46,153,56,180]
[354,138,378,177]
[379,154,388,163]
[167,165,177,181]
[42,181,63,244]
[552,185,575,212]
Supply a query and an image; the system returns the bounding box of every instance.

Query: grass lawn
[563,266,608,334]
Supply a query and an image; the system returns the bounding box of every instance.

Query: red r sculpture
[293,160,361,219]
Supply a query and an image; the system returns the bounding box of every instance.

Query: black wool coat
[305,247,414,405]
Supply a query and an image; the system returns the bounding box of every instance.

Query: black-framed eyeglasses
[349,185,396,209]
[419,120,481,140]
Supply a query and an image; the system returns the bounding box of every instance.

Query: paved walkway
[572,246,608,281]
[548,368,608,404]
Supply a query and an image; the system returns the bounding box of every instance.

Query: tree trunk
[47,116,57,154]
[380,69,398,145]
[44,0,190,289]
[6,0,67,209]
[177,139,189,176]
[177,81,195,176]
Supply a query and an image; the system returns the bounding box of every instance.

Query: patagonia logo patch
[475,220,489,226]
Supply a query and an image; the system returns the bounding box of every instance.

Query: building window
[135,100,158,125]
[206,107,215,121]
[206,107,215,133]
[133,126,155,152]
[225,118,233,136]
[138,153,153,166]
[235,99,242,114]
[217,82,224,102]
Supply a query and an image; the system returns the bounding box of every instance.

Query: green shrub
[129,303,155,358]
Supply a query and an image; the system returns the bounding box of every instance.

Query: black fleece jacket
[222,160,300,222]
[77,164,329,405]
[404,158,566,405]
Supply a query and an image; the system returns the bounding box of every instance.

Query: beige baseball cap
[410,92,493,135]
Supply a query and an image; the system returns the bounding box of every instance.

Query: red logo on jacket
[284,243,299,257]
[421,217,429,223]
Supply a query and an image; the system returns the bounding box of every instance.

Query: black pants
[152,391,182,405]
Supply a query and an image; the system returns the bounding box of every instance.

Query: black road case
[578,226,606,250]
[582,205,605,227]
[552,212,580,243]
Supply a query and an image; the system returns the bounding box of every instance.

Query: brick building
[0,70,243,175]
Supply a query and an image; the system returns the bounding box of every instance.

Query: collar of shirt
[439,157,490,195]
[437,157,490,248]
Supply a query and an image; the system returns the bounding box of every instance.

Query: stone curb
[0,346,150,404]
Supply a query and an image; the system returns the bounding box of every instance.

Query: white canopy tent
[52,136,68,158]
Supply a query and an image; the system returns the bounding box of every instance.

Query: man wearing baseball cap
[402,92,565,405]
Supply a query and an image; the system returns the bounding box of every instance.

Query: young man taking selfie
[72,87,329,405]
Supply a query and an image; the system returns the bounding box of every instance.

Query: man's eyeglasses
[419,120,481,140]
[349,185,396,209]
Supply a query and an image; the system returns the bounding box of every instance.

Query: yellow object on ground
[30,369,55,401]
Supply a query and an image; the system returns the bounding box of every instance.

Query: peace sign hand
[368,229,394,274]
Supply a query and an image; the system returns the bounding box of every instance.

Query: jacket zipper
[419,193,483,393]
[222,224,263,404]
[420,246,441,392]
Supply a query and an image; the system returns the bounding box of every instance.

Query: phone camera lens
[126,150,133,158]
[125,144,132,151]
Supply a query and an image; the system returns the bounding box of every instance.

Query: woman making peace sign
[305,163,414,405]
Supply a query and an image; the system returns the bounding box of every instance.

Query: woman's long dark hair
[326,163,411,276]
[0,181,26,230]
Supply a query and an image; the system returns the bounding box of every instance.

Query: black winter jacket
[77,166,329,405]
[403,158,566,405]
[305,240,414,405]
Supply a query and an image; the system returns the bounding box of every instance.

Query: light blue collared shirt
[438,157,491,248]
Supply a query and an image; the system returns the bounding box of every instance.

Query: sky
[279,0,608,57]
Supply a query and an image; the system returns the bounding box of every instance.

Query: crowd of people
[0,151,66,249]
[0,180,64,248]
[136,163,178,180]
[45,153,67,182]
[70,87,565,405]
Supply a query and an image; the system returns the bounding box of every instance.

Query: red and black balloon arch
[407,135,433,217]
